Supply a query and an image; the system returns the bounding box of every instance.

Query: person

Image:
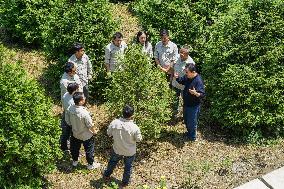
[171,46,195,118]
[136,31,153,58]
[154,29,178,82]
[68,43,93,103]
[60,82,79,152]
[174,63,205,141]
[103,105,142,187]
[60,62,83,99]
[105,32,128,72]
[65,92,101,170]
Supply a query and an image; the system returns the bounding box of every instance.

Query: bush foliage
[0,45,61,188]
[202,0,284,136]
[131,0,229,64]
[105,45,174,139]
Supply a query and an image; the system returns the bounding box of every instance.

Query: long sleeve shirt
[107,118,142,156]
[68,54,92,87]
[60,72,83,98]
[154,41,178,68]
[65,105,93,141]
[172,56,195,90]
[176,74,205,107]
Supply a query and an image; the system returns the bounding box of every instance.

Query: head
[136,31,149,45]
[73,92,85,106]
[65,62,76,77]
[160,29,170,45]
[112,32,123,47]
[179,46,190,61]
[122,104,134,119]
[73,43,85,59]
[185,63,197,79]
[67,82,79,95]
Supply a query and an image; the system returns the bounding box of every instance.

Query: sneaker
[72,161,78,167]
[87,162,101,170]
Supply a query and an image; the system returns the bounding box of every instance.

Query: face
[113,37,123,47]
[75,48,85,59]
[79,97,86,106]
[68,67,76,77]
[161,35,169,45]
[138,33,147,44]
[185,69,195,79]
[179,48,189,61]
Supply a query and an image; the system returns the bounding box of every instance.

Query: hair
[185,63,197,72]
[67,82,79,94]
[112,32,123,40]
[180,45,190,54]
[65,62,75,73]
[73,92,85,105]
[122,104,134,119]
[136,30,150,42]
[159,29,169,37]
[73,43,84,52]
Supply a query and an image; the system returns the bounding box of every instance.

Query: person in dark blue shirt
[174,63,205,141]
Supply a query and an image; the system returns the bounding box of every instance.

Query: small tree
[0,45,61,188]
[105,45,174,139]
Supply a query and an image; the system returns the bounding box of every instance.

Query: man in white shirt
[105,32,127,72]
[154,29,178,83]
[68,43,93,103]
[103,105,142,187]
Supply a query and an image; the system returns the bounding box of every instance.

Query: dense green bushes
[105,45,173,139]
[131,0,230,64]
[202,0,284,136]
[0,45,61,188]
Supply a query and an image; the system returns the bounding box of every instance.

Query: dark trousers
[183,105,200,140]
[70,135,95,165]
[104,150,135,185]
[83,85,89,103]
[60,113,71,151]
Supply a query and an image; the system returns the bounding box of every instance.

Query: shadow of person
[90,176,121,189]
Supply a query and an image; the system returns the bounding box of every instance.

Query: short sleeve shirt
[105,41,127,66]
[154,41,178,68]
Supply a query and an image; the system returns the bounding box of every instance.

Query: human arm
[188,79,205,98]
[135,127,142,142]
[87,56,93,80]
[105,46,111,72]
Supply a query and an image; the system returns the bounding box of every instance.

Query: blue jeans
[60,112,71,151]
[104,150,135,185]
[70,136,95,165]
[183,105,200,140]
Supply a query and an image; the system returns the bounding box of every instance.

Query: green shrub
[131,0,230,65]
[41,0,117,100]
[202,0,284,136]
[0,45,61,188]
[0,0,56,45]
[105,45,174,139]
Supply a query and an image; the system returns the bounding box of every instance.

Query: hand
[189,87,200,97]
[88,74,93,80]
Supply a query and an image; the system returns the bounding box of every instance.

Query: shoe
[72,161,78,167]
[87,162,101,170]
[120,182,128,188]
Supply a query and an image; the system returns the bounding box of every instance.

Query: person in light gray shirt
[172,46,195,118]
[154,29,178,82]
[136,31,153,58]
[60,62,83,99]
[103,105,142,188]
[65,92,100,170]
[68,43,92,103]
[105,32,127,72]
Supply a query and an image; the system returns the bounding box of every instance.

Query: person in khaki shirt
[65,92,100,170]
[103,105,142,188]
[154,29,178,83]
